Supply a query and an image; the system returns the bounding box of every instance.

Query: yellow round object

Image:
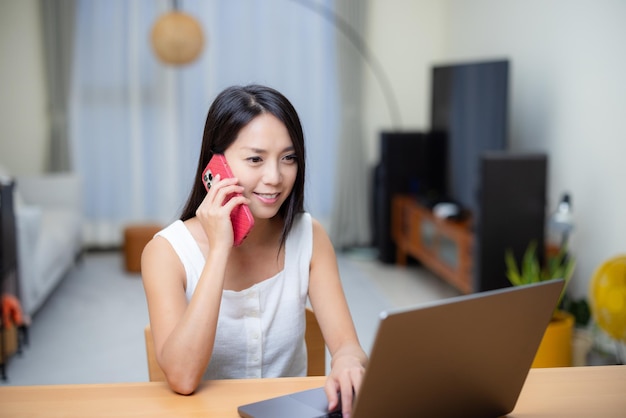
[590,255,626,342]
[151,12,205,65]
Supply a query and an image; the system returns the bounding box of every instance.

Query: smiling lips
[254,192,280,204]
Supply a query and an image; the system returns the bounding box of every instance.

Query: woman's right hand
[195,174,249,250]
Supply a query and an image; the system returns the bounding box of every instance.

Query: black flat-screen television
[430,59,510,215]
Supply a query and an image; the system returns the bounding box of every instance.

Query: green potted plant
[505,241,576,367]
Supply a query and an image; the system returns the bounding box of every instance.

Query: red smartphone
[202,154,255,246]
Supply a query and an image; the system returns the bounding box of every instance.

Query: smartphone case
[202,154,255,246]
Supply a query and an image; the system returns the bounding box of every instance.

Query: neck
[238,216,283,248]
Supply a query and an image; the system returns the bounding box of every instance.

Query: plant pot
[532,310,575,368]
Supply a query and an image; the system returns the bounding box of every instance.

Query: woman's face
[224,113,298,220]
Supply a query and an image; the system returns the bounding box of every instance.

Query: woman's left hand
[325,353,366,418]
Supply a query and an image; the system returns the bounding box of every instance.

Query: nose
[262,161,282,185]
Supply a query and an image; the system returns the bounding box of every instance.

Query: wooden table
[0,366,624,417]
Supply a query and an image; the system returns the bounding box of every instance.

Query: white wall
[0,0,48,175]
[363,0,447,164]
[445,0,626,299]
[364,0,626,299]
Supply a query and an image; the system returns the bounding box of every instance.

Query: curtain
[69,0,339,247]
[328,1,371,248]
[40,0,76,172]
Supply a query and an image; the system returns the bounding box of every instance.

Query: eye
[282,154,298,164]
[247,156,263,164]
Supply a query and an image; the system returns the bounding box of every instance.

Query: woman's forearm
[158,247,230,394]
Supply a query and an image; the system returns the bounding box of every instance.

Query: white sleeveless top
[155,213,312,379]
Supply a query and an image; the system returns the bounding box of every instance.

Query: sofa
[0,165,83,317]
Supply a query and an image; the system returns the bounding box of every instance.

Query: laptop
[238,279,564,418]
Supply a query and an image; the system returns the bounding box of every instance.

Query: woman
[142,84,367,416]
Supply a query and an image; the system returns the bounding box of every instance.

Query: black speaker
[373,131,446,263]
[1,180,18,280]
[474,152,547,291]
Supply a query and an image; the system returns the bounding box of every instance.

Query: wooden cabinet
[391,195,473,294]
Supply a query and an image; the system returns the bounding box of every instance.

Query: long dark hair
[180,84,306,249]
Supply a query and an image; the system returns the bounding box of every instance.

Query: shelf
[391,195,473,294]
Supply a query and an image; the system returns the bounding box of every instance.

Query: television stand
[391,195,473,294]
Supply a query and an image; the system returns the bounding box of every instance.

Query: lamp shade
[150,11,204,65]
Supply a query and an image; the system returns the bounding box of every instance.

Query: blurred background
[1,0,625,305]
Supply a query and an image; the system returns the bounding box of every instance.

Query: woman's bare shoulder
[310,216,332,245]
[141,232,185,285]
